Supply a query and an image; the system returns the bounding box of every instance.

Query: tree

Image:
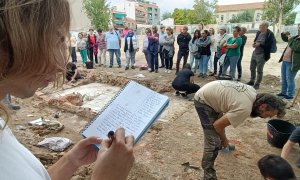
[228,10,255,23]
[82,0,110,30]
[262,0,300,35]
[172,8,188,24]
[193,0,217,24]
[283,12,297,25]
[162,12,172,20]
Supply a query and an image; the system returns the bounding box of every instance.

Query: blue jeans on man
[222,56,240,80]
[108,49,121,66]
[280,61,299,98]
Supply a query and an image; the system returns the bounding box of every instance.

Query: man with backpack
[247,21,276,89]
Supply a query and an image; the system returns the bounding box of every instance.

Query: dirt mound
[262,74,281,86]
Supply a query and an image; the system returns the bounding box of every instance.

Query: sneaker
[180,92,187,98]
[109,65,113,68]
[148,68,151,71]
[131,66,135,69]
[276,93,286,97]
[167,70,172,74]
[202,74,207,78]
[118,65,121,68]
[164,69,168,73]
[284,95,294,100]
[159,65,165,68]
[175,91,180,96]
[125,66,129,70]
[246,81,255,86]
[198,73,203,77]
[209,72,215,76]
[9,104,21,111]
[253,84,260,90]
[155,69,158,73]
[149,70,154,73]
[237,78,241,82]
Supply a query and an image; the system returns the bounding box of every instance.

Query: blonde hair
[0,0,70,125]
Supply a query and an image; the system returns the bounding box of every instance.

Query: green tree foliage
[162,12,172,20]
[228,10,255,23]
[172,0,217,25]
[82,0,110,30]
[283,12,297,25]
[193,0,217,24]
[262,0,300,33]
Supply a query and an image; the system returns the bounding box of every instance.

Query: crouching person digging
[172,64,200,98]
[194,80,286,180]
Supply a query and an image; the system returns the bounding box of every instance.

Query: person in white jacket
[124,28,139,70]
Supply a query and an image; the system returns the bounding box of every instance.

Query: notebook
[81,80,169,148]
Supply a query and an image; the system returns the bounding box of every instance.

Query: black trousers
[163,49,174,70]
[71,47,77,63]
[172,83,200,95]
[88,48,98,64]
[176,50,189,72]
[159,45,165,67]
[237,54,243,79]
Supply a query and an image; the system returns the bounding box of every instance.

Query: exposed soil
[5,37,300,179]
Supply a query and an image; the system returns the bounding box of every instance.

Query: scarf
[124,32,134,53]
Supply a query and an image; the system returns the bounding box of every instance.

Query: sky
[109,0,265,14]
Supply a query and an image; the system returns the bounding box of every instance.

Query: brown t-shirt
[194,81,257,127]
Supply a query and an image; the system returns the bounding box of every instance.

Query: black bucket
[267,119,295,148]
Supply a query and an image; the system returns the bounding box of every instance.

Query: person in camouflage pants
[194,99,222,180]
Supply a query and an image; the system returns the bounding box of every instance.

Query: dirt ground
[7,35,300,179]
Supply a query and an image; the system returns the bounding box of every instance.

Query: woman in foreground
[0,1,134,179]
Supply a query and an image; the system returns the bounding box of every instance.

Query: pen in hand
[107,130,115,147]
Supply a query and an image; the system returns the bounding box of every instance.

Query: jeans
[149,52,158,70]
[108,49,121,66]
[79,49,88,64]
[172,83,200,94]
[164,49,173,70]
[237,54,243,79]
[190,52,196,68]
[208,51,215,72]
[199,55,209,75]
[125,50,136,67]
[250,53,266,85]
[213,52,219,74]
[194,100,222,180]
[176,50,189,72]
[281,61,299,97]
[159,45,165,67]
[143,49,150,67]
[222,56,240,79]
[97,49,106,66]
[71,47,77,63]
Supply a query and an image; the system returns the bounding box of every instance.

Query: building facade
[111,8,127,29]
[216,2,264,24]
[114,0,160,25]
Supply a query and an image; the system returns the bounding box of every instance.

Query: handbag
[218,54,227,66]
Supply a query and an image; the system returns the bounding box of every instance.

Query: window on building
[221,15,224,23]
[256,13,261,22]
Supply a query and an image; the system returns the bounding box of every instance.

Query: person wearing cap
[159,25,166,68]
[194,80,286,180]
[176,26,192,74]
[210,26,229,76]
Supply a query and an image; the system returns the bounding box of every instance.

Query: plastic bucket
[267,119,295,148]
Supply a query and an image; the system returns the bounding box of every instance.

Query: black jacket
[177,33,192,53]
[254,29,275,61]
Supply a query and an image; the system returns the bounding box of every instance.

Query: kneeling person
[66,62,81,82]
[194,80,286,180]
[172,63,200,97]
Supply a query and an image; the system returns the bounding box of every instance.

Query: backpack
[270,35,277,53]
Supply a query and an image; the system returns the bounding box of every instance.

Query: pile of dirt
[262,74,281,86]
